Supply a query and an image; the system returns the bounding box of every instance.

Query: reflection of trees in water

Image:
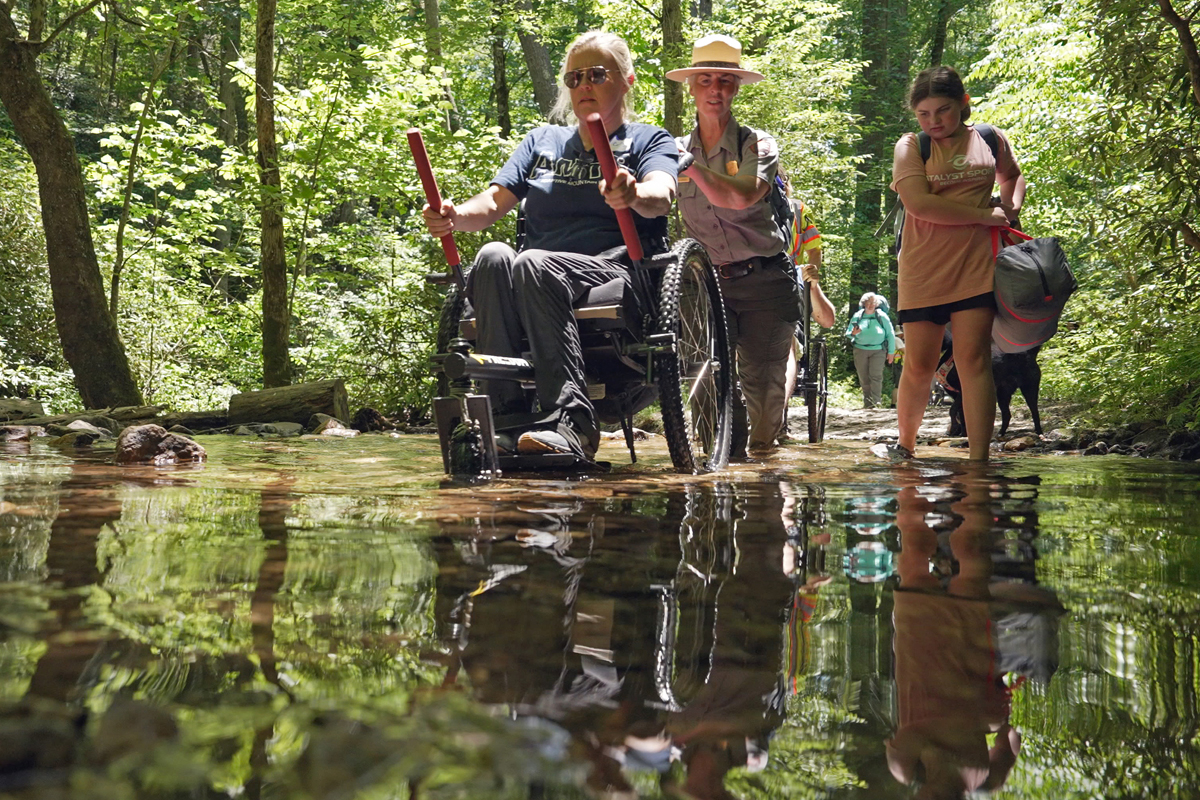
[6,459,1200,798]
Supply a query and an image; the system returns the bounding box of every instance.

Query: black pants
[467,242,629,452]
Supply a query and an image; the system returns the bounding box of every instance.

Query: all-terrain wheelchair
[429,230,734,476]
[417,123,737,477]
[414,117,736,477]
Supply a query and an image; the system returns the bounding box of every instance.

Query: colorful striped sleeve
[789,200,822,260]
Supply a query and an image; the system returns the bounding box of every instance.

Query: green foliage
[973,0,1200,427]
[0,142,78,410]
[3,0,1198,428]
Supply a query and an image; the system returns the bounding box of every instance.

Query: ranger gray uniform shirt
[675,118,786,264]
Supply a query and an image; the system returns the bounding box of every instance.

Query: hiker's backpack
[991,228,1077,353]
[736,126,796,251]
[882,123,1000,255]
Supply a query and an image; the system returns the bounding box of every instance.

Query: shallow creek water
[1,431,1199,799]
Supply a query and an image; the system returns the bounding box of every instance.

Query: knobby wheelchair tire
[655,239,734,473]
[435,283,468,399]
[806,338,828,444]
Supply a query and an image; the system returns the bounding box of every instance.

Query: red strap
[991,225,1033,258]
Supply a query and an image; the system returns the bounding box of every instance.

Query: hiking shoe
[517,428,595,460]
[869,442,914,461]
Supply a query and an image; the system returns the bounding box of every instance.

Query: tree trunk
[1159,0,1200,108]
[28,0,47,41]
[256,0,291,388]
[423,0,459,131]
[884,0,912,306]
[662,0,685,137]
[218,1,247,148]
[491,0,511,137]
[228,379,350,425]
[928,0,954,66]
[851,0,887,304]
[515,0,556,117]
[0,10,143,409]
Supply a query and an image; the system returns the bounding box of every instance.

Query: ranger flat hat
[665,34,764,84]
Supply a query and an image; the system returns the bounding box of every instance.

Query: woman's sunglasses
[564,66,610,89]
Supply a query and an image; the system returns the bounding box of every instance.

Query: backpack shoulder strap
[919,125,1000,161]
[972,123,999,160]
[737,124,751,158]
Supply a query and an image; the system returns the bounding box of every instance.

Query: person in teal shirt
[846,293,897,408]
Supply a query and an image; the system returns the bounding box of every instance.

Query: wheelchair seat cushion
[577,277,629,308]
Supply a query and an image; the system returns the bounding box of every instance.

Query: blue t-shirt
[491,123,678,256]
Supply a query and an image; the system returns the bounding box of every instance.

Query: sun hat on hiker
[665,34,764,84]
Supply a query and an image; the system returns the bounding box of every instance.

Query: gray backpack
[991,228,1077,353]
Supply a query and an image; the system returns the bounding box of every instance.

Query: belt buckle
[718,260,753,280]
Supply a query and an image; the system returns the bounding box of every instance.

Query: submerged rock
[116,424,207,465]
[49,430,102,448]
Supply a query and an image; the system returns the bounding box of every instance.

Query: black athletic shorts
[897,292,996,326]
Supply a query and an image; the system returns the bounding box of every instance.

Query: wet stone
[65,419,112,438]
[49,431,101,448]
[116,424,207,464]
[0,425,44,441]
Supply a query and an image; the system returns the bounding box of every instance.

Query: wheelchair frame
[794,286,829,444]
[430,237,735,476]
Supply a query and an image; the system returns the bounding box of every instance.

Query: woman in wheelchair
[421,30,678,462]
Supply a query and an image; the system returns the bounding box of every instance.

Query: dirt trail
[798,400,1052,444]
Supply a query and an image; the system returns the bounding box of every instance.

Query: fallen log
[1,404,168,426]
[227,380,349,426]
[155,410,231,431]
[5,411,120,432]
[0,399,45,420]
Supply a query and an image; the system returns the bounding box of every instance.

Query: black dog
[940,334,1042,438]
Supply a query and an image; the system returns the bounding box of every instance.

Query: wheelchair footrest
[433,395,501,476]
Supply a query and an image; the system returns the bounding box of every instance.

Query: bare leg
[781,336,799,432]
[896,321,945,454]
[949,307,997,461]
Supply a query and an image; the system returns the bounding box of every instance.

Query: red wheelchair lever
[406,128,466,289]
[584,113,644,263]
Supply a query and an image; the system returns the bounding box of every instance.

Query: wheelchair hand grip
[407,129,465,287]
[584,113,644,262]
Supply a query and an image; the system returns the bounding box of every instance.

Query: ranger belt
[715,253,788,281]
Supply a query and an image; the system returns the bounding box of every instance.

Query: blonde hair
[549,31,637,125]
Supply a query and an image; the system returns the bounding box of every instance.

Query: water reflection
[3,437,1200,798]
[430,483,818,799]
[887,470,1064,799]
